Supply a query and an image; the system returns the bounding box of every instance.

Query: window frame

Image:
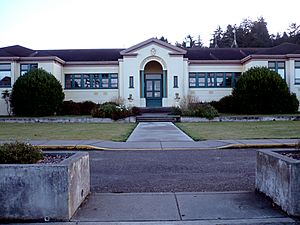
[0,63,11,88]
[173,75,178,88]
[188,72,239,88]
[295,61,300,85]
[268,61,286,80]
[129,76,134,88]
[20,63,38,76]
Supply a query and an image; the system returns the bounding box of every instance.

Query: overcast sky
[0,0,299,49]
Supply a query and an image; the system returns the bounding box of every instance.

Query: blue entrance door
[145,74,162,107]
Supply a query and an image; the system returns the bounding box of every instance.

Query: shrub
[210,95,235,113]
[0,142,43,164]
[59,101,97,115]
[130,106,141,116]
[60,101,81,115]
[187,103,219,119]
[170,106,182,115]
[80,101,97,115]
[91,102,130,120]
[10,68,64,116]
[233,67,299,114]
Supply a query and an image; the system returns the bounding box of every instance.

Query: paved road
[89,149,256,193]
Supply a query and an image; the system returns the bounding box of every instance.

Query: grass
[0,123,136,142]
[176,121,300,141]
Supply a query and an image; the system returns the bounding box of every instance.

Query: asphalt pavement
[89,149,256,193]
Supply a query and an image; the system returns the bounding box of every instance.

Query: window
[0,64,11,87]
[20,63,38,75]
[207,73,215,87]
[65,74,118,89]
[189,74,196,87]
[268,61,285,80]
[295,61,300,84]
[189,72,240,88]
[173,76,178,88]
[198,73,206,87]
[129,76,134,88]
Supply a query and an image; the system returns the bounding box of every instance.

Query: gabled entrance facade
[120,38,187,108]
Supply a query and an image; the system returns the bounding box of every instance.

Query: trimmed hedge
[10,68,64,116]
[59,101,96,115]
[233,67,299,114]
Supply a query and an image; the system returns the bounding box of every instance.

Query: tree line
[158,17,300,48]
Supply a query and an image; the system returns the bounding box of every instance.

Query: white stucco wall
[64,89,118,104]
[243,60,268,71]
[121,43,186,107]
[63,65,120,104]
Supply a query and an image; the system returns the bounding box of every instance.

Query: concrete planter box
[256,149,300,216]
[0,152,90,221]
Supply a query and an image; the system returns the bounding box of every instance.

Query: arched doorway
[144,61,163,107]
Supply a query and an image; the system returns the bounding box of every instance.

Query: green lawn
[176,121,300,141]
[0,123,136,141]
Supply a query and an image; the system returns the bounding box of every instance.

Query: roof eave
[64,61,119,66]
[120,38,186,55]
[188,60,241,65]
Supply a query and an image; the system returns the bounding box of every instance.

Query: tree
[1,90,11,116]
[250,17,272,47]
[158,36,169,43]
[210,26,223,48]
[209,17,272,48]
[196,35,204,47]
[233,67,299,114]
[10,68,65,116]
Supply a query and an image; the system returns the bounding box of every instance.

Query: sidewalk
[18,138,299,151]
[1,122,298,150]
[9,192,296,225]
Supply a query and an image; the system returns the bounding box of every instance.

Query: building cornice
[19,56,65,64]
[241,54,300,63]
[0,56,65,64]
[64,61,119,66]
[188,60,241,65]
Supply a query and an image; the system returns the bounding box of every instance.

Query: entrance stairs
[136,107,180,123]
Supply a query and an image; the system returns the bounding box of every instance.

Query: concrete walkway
[7,138,297,150]
[9,192,296,224]
[127,122,193,142]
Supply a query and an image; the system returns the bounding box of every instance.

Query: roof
[0,42,300,63]
[184,48,258,60]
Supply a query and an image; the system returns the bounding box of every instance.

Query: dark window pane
[0,71,11,87]
[74,75,82,88]
[216,73,224,87]
[268,62,276,68]
[295,61,300,68]
[207,73,214,87]
[277,62,285,68]
[174,76,178,88]
[225,73,233,87]
[65,75,72,88]
[0,64,11,70]
[129,76,134,88]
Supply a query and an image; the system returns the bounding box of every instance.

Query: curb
[39,143,297,151]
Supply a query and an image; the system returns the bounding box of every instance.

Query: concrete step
[139,107,173,114]
[136,115,180,122]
